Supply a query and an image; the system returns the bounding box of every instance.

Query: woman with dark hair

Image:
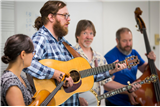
[1,34,35,106]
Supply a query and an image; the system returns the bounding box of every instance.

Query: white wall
[1,1,15,72]
[15,1,44,37]
[66,2,103,54]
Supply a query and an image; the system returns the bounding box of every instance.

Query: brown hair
[75,19,96,43]
[34,0,66,30]
[1,34,34,64]
[116,27,132,40]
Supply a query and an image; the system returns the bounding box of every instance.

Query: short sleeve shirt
[1,70,33,106]
[104,46,145,106]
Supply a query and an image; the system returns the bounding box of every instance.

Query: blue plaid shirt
[23,25,111,106]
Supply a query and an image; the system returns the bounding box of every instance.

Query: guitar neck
[80,60,126,78]
[40,80,65,106]
[97,80,146,101]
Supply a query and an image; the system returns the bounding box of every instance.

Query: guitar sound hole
[70,70,80,82]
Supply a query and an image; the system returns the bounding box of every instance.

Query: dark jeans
[105,99,117,106]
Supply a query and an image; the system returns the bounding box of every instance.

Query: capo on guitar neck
[61,73,70,82]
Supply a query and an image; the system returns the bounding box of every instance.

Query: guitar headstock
[134,7,146,34]
[125,55,140,68]
[143,74,158,84]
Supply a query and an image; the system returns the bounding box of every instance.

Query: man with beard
[73,20,141,106]
[23,1,75,106]
[73,19,112,106]
[103,27,156,106]
[23,1,127,106]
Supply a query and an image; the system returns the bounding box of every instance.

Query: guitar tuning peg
[135,25,138,27]
[137,29,140,31]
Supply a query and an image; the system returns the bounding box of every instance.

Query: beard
[53,19,69,38]
[118,42,132,55]
[82,39,92,48]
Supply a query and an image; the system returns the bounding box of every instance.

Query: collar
[74,43,97,61]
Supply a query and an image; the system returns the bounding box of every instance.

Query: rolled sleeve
[23,58,55,79]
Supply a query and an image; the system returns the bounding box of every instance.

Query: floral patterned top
[1,70,33,106]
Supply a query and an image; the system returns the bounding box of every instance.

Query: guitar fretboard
[80,60,125,78]
[97,79,147,101]
[40,80,65,106]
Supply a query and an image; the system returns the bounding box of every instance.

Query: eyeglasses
[56,13,70,20]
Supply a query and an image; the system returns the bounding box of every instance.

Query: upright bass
[134,7,160,106]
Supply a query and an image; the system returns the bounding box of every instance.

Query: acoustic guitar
[33,56,139,106]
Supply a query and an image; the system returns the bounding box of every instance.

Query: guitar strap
[94,59,98,67]
[62,42,82,58]
[63,41,99,69]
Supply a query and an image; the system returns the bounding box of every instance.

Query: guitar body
[29,90,56,106]
[33,57,94,106]
[135,66,160,106]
